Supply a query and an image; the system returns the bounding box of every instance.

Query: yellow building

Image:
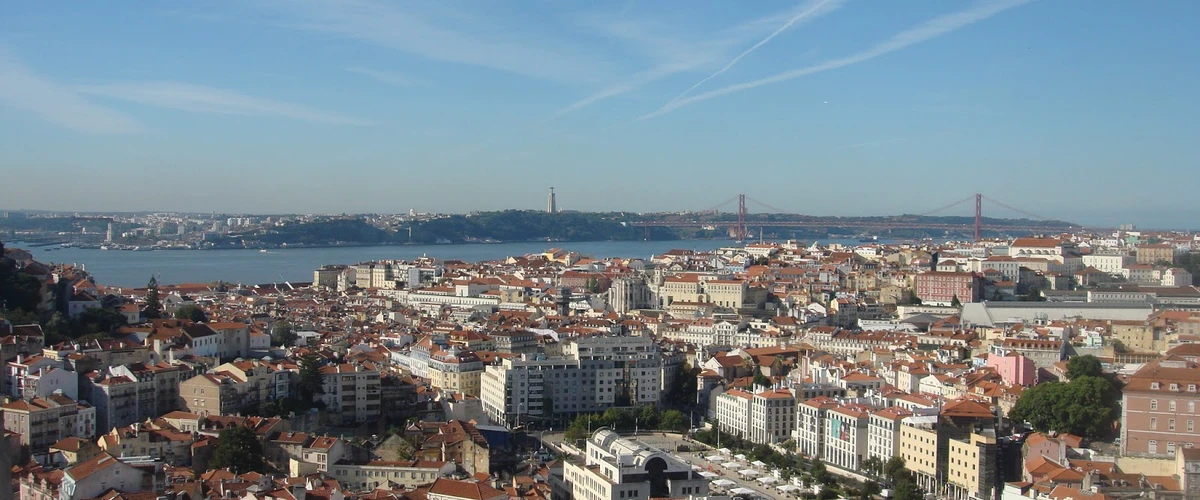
[947,432,998,500]
[898,415,940,492]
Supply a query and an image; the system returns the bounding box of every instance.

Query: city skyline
[2,1,1198,228]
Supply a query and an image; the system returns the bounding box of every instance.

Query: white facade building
[563,429,709,500]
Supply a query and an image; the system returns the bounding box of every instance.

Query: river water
[18,238,879,288]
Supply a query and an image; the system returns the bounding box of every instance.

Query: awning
[705,454,724,461]
[699,471,720,479]
[757,477,777,484]
[730,487,757,495]
[734,454,748,461]
[751,460,767,468]
[713,479,738,487]
[739,469,761,477]
[719,448,732,454]
[777,485,801,492]
[723,462,741,469]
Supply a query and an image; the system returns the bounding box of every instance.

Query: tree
[862,456,883,477]
[861,481,882,500]
[273,321,298,347]
[752,372,771,389]
[71,307,128,336]
[1009,375,1118,438]
[659,410,687,432]
[1066,355,1103,380]
[144,276,163,319]
[810,460,833,486]
[586,276,600,293]
[893,478,924,500]
[638,405,659,430]
[883,456,907,484]
[174,304,208,322]
[0,241,42,313]
[298,352,325,404]
[950,294,962,307]
[210,425,265,473]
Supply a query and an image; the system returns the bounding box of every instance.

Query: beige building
[320,363,382,425]
[2,394,96,451]
[428,347,485,397]
[899,415,940,492]
[1137,244,1176,265]
[180,372,248,416]
[1110,321,1163,353]
[750,389,796,445]
[946,431,998,500]
[330,459,455,491]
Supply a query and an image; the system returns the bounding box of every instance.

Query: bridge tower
[736,194,748,242]
[974,193,983,242]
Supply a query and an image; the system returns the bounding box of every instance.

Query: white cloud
[557,0,845,116]
[78,82,369,125]
[260,0,616,84]
[0,45,145,134]
[640,0,1034,121]
[344,66,431,86]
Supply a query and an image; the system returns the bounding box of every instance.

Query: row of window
[1150,382,1198,392]
[1148,417,1194,432]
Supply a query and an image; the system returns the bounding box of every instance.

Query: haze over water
[22,239,888,288]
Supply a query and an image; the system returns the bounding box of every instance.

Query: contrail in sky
[639,0,1035,122]
[662,0,847,109]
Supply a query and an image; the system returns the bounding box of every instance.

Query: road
[539,431,795,500]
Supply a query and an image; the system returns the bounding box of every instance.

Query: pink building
[987,353,1036,387]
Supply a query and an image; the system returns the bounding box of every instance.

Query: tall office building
[547,187,557,213]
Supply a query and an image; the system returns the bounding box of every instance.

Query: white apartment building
[750,389,796,445]
[715,390,752,438]
[867,406,913,465]
[330,460,456,491]
[563,429,709,500]
[795,396,839,459]
[481,335,665,426]
[1082,254,1131,275]
[823,405,870,471]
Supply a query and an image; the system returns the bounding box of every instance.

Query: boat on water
[259,249,268,253]
[858,236,878,243]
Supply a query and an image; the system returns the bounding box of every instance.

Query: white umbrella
[723,462,741,469]
[751,460,767,468]
[730,487,757,495]
[735,454,748,461]
[699,471,720,479]
[739,469,761,477]
[719,448,732,454]
[713,479,738,488]
[777,485,800,492]
[706,454,724,461]
[757,476,777,484]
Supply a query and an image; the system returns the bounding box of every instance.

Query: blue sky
[1,1,1197,228]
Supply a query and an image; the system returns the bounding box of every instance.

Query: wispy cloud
[345,66,431,87]
[258,0,615,84]
[662,0,846,108]
[0,45,145,134]
[558,1,844,116]
[78,82,369,125]
[639,0,1034,121]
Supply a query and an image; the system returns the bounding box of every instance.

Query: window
[1189,420,1194,432]
[1153,382,1161,390]
[1171,401,1177,411]
[1152,400,1159,410]
[1170,419,1176,431]
[1151,417,1158,430]
[1169,442,1177,454]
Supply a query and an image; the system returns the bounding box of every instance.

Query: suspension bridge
[630,193,1093,242]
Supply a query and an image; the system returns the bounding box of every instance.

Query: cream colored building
[428,346,485,397]
[750,389,796,445]
[946,431,998,500]
[898,415,940,493]
[330,459,456,491]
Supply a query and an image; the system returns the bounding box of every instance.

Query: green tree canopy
[174,304,208,322]
[211,425,265,473]
[298,352,325,404]
[0,240,43,313]
[143,276,163,319]
[659,410,687,432]
[1009,375,1118,438]
[950,294,962,307]
[273,321,298,347]
[752,372,771,389]
[1066,355,1103,380]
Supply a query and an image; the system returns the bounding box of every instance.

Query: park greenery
[1009,355,1120,438]
[174,304,208,322]
[564,406,689,441]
